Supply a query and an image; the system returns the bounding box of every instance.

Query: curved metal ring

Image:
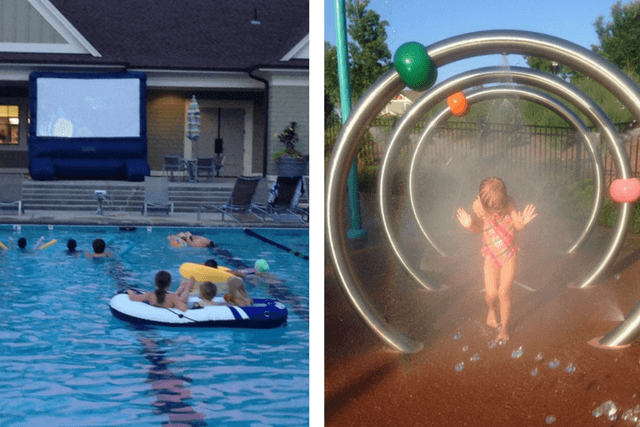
[380,66,613,291]
[326,30,638,352]
[407,85,603,262]
[402,66,614,259]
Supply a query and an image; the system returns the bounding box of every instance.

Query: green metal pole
[334,0,366,239]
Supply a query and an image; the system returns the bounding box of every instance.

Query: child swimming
[456,177,537,343]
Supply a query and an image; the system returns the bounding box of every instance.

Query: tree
[593,0,640,73]
[325,42,339,125]
[324,0,392,126]
[525,56,573,80]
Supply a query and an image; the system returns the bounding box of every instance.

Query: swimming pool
[0,226,309,427]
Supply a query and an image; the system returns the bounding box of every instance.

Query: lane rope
[243,229,309,260]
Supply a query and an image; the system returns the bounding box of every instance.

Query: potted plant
[273,122,308,177]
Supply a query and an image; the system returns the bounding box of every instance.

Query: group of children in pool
[8,232,261,310]
[126,268,254,311]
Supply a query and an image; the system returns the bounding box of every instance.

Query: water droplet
[565,363,576,373]
[593,406,604,418]
[535,352,544,362]
[462,345,469,352]
[488,340,496,349]
[549,358,560,368]
[455,362,465,372]
[623,409,634,421]
[511,346,524,358]
[531,367,539,376]
[608,413,618,421]
[545,415,556,424]
[497,339,506,346]
[454,332,461,340]
[470,353,480,362]
[615,274,622,281]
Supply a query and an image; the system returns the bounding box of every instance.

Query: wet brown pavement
[326,219,640,426]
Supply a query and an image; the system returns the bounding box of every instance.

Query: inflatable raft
[109,293,287,328]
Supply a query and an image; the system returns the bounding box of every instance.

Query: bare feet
[495,327,510,343]
[486,311,499,329]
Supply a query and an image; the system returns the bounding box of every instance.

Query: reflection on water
[139,334,207,427]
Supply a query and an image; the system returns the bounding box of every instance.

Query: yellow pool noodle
[0,240,6,250]
[179,262,234,283]
[39,239,57,250]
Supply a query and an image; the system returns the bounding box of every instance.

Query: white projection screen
[35,76,142,138]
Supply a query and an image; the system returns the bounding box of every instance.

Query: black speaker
[215,138,223,154]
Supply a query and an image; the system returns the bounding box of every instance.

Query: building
[0,0,309,178]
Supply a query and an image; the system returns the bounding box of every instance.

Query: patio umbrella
[187,95,201,155]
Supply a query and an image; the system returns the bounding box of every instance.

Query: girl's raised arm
[510,202,537,230]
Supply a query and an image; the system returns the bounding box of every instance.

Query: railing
[325,118,639,186]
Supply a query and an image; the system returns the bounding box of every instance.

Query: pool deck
[0,209,308,228]
[326,203,640,426]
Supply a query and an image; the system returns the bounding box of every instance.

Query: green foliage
[560,179,596,220]
[358,164,379,193]
[593,1,640,73]
[324,42,340,125]
[324,0,392,118]
[560,178,640,234]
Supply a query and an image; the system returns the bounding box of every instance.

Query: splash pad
[326,30,640,352]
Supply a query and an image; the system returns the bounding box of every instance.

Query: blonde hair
[226,276,253,306]
[479,177,508,215]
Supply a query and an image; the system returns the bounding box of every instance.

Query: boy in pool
[456,177,537,343]
[86,238,111,258]
[66,239,83,256]
[192,282,218,308]
[12,236,45,252]
[168,231,215,248]
[127,270,188,311]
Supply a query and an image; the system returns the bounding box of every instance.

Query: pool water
[0,226,309,427]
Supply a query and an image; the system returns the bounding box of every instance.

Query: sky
[323,0,615,83]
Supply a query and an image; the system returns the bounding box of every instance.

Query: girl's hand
[520,204,538,226]
[456,208,473,229]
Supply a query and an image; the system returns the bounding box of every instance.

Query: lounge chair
[162,156,186,182]
[0,174,24,215]
[198,175,263,224]
[142,176,174,215]
[252,176,306,223]
[197,157,214,182]
[296,176,309,221]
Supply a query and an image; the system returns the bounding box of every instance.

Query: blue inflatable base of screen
[29,156,149,181]
[28,71,150,182]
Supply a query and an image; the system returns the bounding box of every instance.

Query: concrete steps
[21,179,235,214]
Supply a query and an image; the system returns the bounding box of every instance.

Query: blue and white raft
[109,293,288,329]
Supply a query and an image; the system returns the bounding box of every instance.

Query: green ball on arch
[393,41,437,91]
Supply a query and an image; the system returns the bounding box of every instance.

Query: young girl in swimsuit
[127,270,188,311]
[224,276,253,306]
[456,177,537,343]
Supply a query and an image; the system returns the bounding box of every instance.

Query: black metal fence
[325,118,639,187]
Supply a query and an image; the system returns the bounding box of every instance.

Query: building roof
[0,0,309,72]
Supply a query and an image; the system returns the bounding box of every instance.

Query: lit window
[0,105,19,145]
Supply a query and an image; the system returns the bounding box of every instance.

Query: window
[0,105,19,145]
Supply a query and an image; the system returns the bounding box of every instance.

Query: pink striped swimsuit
[481,213,517,267]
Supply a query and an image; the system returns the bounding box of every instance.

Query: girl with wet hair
[224,276,253,306]
[456,177,537,343]
[127,270,187,311]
